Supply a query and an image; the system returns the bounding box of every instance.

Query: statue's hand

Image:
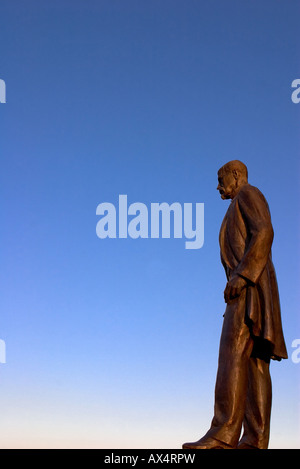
[224,275,247,303]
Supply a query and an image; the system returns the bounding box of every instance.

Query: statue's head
[217,160,248,200]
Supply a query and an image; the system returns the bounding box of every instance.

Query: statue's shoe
[237,442,260,449]
[182,436,233,449]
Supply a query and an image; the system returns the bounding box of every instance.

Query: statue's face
[217,170,236,200]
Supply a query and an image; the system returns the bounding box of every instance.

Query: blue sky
[0,0,299,448]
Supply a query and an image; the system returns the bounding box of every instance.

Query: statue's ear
[232,169,239,180]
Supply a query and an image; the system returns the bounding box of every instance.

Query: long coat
[219,183,288,360]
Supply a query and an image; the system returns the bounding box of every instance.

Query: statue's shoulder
[237,184,270,214]
[238,183,265,202]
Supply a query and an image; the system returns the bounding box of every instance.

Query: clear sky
[0,0,299,449]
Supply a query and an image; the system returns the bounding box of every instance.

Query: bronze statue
[182,160,287,450]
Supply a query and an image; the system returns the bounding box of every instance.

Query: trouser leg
[239,356,272,449]
[202,291,254,448]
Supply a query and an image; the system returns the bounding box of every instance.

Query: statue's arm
[234,186,274,285]
[223,187,273,303]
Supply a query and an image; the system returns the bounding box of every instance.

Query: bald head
[217,160,248,200]
[218,160,248,182]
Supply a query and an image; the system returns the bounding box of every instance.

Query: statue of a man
[183,160,288,449]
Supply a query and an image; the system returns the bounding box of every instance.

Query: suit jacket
[219,183,288,360]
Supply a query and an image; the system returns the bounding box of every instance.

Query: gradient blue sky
[0,0,299,449]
